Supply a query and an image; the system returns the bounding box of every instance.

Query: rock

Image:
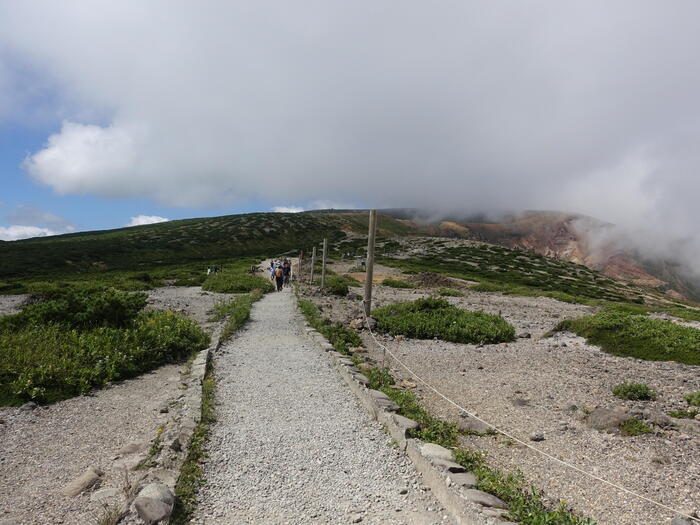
[118,441,147,455]
[518,332,531,339]
[349,319,364,330]
[460,489,508,509]
[134,483,175,524]
[19,402,37,411]
[353,373,369,386]
[447,471,477,488]
[150,468,179,487]
[585,407,628,432]
[368,389,391,402]
[90,487,121,502]
[398,380,417,389]
[529,433,545,442]
[63,467,104,497]
[376,398,400,412]
[358,362,373,372]
[420,443,454,462]
[431,458,467,473]
[365,317,377,330]
[642,409,674,428]
[159,406,169,414]
[458,415,491,434]
[393,414,419,433]
[671,518,693,525]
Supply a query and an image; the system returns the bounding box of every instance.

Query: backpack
[275,267,283,278]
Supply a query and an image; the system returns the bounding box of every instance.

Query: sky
[1,2,699,252]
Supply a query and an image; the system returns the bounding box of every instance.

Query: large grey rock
[376,398,400,412]
[447,471,477,489]
[353,373,369,386]
[431,458,467,473]
[368,389,391,402]
[458,415,491,434]
[460,489,508,509]
[393,414,419,433]
[150,468,179,487]
[63,467,104,497]
[642,409,674,429]
[420,442,454,461]
[134,483,175,524]
[118,441,147,455]
[19,402,37,411]
[585,407,628,432]
[90,487,121,503]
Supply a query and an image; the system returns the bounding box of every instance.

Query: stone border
[299,319,515,525]
[114,325,223,524]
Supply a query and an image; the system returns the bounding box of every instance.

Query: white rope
[362,312,699,523]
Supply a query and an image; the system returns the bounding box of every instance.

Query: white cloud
[272,206,304,213]
[0,225,59,241]
[126,215,169,227]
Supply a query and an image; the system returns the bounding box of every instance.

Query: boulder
[63,467,104,497]
[431,458,467,473]
[458,415,491,434]
[585,407,628,432]
[420,443,454,462]
[447,471,477,489]
[134,483,174,524]
[349,319,364,330]
[19,402,37,411]
[392,414,419,434]
[89,487,121,503]
[353,373,369,386]
[460,489,508,509]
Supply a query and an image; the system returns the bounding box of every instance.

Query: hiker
[274,264,284,291]
[282,260,291,287]
[269,261,275,281]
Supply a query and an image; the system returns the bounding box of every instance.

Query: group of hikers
[269,259,292,292]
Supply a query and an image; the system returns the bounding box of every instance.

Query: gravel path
[194,289,453,525]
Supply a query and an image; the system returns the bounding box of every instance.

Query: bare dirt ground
[0,287,226,525]
[0,294,27,316]
[304,266,700,525]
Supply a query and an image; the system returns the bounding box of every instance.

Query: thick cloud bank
[2,1,700,252]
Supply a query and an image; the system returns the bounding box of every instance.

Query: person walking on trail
[269,261,275,281]
[282,260,291,287]
[274,264,284,292]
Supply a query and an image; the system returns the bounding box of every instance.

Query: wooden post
[321,238,328,288]
[310,246,316,284]
[363,209,377,317]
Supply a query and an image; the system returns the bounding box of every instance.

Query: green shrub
[668,409,699,419]
[373,297,515,344]
[365,366,395,390]
[556,308,700,365]
[437,288,464,297]
[324,275,351,296]
[298,299,361,354]
[214,290,264,342]
[612,382,657,401]
[202,271,274,294]
[381,278,415,289]
[685,391,700,407]
[0,311,210,405]
[619,418,652,436]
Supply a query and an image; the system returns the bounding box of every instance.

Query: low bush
[324,275,352,296]
[556,308,700,365]
[373,297,515,344]
[365,366,395,390]
[202,271,273,294]
[0,311,210,405]
[685,391,700,407]
[612,382,657,401]
[668,408,699,419]
[619,418,652,436]
[298,299,361,354]
[437,288,464,297]
[381,278,415,289]
[213,290,264,342]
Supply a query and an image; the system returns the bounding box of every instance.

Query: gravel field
[194,289,455,525]
[0,294,27,316]
[308,280,700,525]
[0,287,225,525]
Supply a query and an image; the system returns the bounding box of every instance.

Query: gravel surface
[0,294,28,316]
[193,289,454,525]
[308,283,700,525]
[0,286,226,525]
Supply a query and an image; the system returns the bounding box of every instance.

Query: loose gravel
[308,282,700,525]
[193,289,453,525]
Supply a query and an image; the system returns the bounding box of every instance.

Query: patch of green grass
[612,382,657,401]
[0,310,210,405]
[437,288,464,297]
[685,391,700,406]
[668,409,699,419]
[381,278,415,289]
[373,297,515,344]
[619,418,652,436]
[298,299,361,354]
[556,308,700,365]
[324,275,359,296]
[453,449,596,525]
[365,366,395,390]
[202,271,274,294]
[213,290,264,342]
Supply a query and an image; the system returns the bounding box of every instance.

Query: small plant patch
[373,297,515,344]
[668,409,699,419]
[203,271,273,294]
[437,288,464,297]
[212,289,264,342]
[685,391,700,407]
[619,418,652,436]
[298,299,361,354]
[612,382,657,401]
[324,275,358,297]
[381,278,415,289]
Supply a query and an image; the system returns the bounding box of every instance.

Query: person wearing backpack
[282,260,291,287]
[274,264,284,291]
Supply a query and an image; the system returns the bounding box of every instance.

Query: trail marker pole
[363,209,377,318]
[310,246,316,284]
[321,238,328,288]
